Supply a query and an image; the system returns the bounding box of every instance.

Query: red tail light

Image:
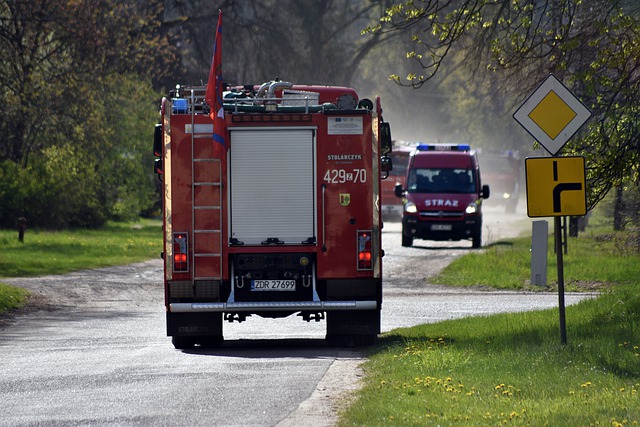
[173,232,189,272]
[357,230,373,270]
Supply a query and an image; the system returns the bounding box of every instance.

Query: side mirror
[153,123,163,157]
[394,183,404,198]
[380,122,392,155]
[482,185,490,199]
[380,155,392,179]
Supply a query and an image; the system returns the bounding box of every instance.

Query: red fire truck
[478,151,521,213]
[153,80,392,348]
[381,145,412,220]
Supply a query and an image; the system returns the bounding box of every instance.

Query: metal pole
[554,216,567,345]
[563,216,568,255]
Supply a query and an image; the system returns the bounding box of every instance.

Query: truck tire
[172,336,196,350]
[401,227,413,247]
[197,335,224,349]
[326,310,379,347]
[171,335,223,349]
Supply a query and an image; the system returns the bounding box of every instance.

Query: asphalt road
[0,205,595,426]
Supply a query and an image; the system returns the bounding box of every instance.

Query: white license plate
[251,279,296,291]
[431,224,452,231]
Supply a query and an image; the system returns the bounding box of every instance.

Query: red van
[395,144,490,248]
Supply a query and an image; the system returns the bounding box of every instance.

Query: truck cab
[478,151,521,213]
[380,148,411,219]
[395,144,490,248]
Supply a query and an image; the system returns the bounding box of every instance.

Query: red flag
[205,10,225,153]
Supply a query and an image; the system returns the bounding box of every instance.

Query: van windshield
[407,168,476,194]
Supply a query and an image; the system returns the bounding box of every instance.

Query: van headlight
[465,202,478,214]
[405,201,418,214]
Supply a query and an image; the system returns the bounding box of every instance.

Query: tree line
[0,0,637,230]
[0,0,177,228]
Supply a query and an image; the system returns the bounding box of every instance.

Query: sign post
[514,74,591,345]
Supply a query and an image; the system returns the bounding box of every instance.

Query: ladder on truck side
[189,88,222,293]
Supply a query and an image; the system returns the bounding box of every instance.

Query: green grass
[0,283,29,312]
[433,227,640,291]
[339,218,640,426]
[340,285,640,425]
[0,219,162,278]
[0,219,162,315]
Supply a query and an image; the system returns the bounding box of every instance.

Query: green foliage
[369,0,640,213]
[0,0,174,228]
[0,75,161,228]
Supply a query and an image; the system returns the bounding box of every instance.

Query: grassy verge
[339,220,640,426]
[0,219,162,314]
[340,285,639,426]
[434,219,639,292]
[0,283,29,313]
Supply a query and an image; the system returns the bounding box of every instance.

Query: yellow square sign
[514,74,591,156]
[525,156,587,217]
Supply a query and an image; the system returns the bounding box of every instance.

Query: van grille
[419,211,464,218]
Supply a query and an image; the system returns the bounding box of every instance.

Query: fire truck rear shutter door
[230,128,316,245]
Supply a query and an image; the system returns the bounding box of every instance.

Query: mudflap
[167,312,223,349]
[326,309,380,347]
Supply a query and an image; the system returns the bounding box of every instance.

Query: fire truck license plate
[251,280,296,291]
[431,224,453,231]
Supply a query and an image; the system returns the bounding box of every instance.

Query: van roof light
[416,143,471,152]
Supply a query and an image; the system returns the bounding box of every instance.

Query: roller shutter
[229,128,316,245]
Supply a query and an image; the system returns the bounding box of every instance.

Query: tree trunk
[613,184,624,231]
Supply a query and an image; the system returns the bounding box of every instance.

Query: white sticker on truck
[328,117,363,135]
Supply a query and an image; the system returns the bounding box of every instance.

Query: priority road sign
[514,74,591,156]
[525,156,587,217]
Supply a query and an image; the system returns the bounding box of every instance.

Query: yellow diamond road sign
[514,74,591,156]
[525,156,587,217]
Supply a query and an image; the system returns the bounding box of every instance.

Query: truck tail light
[357,230,373,270]
[173,232,189,272]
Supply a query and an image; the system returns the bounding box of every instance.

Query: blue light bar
[416,143,471,152]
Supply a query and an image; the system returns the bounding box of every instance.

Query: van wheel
[472,229,482,248]
[401,230,413,247]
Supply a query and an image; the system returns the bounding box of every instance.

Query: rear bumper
[170,300,377,313]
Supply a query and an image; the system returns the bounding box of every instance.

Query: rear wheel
[197,335,224,349]
[401,226,414,247]
[172,336,196,350]
[326,310,379,347]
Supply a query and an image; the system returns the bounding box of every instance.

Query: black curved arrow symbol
[553,183,582,213]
